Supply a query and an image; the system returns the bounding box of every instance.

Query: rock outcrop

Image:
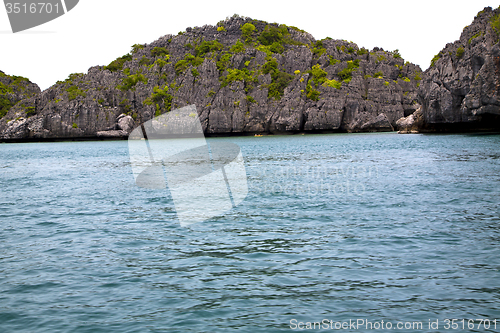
[396,107,424,133]
[0,15,422,141]
[415,6,500,132]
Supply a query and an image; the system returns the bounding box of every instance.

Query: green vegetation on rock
[258,25,288,46]
[490,11,500,35]
[220,68,258,89]
[216,53,232,72]
[306,82,320,101]
[468,32,482,44]
[329,56,340,66]
[241,23,256,43]
[323,79,342,89]
[0,81,12,94]
[131,44,145,54]
[376,54,386,63]
[139,56,152,66]
[414,71,422,81]
[151,55,170,69]
[357,48,368,56]
[175,54,204,75]
[195,40,224,57]
[150,47,169,58]
[144,84,173,115]
[230,41,246,53]
[308,64,328,86]
[262,57,293,99]
[337,60,360,82]
[104,53,132,72]
[430,52,442,67]
[312,40,327,57]
[0,98,12,118]
[118,73,148,91]
[0,71,37,119]
[66,85,87,100]
[245,95,256,104]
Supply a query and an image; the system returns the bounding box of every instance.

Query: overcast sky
[1,0,499,91]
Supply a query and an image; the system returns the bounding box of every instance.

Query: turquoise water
[1,133,499,332]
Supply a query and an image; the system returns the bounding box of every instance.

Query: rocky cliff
[406,6,500,132]
[0,15,422,141]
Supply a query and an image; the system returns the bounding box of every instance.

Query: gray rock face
[0,15,422,140]
[418,6,500,131]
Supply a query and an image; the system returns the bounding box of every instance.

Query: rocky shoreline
[1,7,500,141]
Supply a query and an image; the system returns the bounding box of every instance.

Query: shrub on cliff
[195,40,224,57]
[313,40,327,57]
[0,82,12,94]
[139,56,152,66]
[175,54,204,75]
[104,54,132,72]
[262,58,293,99]
[323,79,342,89]
[258,25,287,46]
[230,41,246,53]
[430,52,442,67]
[150,47,169,58]
[118,73,148,91]
[216,53,232,72]
[66,85,86,100]
[241,23,256,43]
[308,64,328,86]
[357,48,368,56]
[267,71,293,99]
[220,68,258,89]
[144,85,173,115]
[306,82,320,101]
[468,32,482,45]
[337,60,360,82]
[0,97,12,119]
[131,44,145,54]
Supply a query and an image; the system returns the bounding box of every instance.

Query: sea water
[0,133,499,332]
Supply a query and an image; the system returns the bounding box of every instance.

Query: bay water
[1,133,499,332]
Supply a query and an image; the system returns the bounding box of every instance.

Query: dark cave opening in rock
[477,112,500,130]
[404,109,416,117]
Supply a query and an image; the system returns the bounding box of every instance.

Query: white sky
[1,0,499,91]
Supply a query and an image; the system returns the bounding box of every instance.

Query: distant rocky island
[1,7,500,141]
